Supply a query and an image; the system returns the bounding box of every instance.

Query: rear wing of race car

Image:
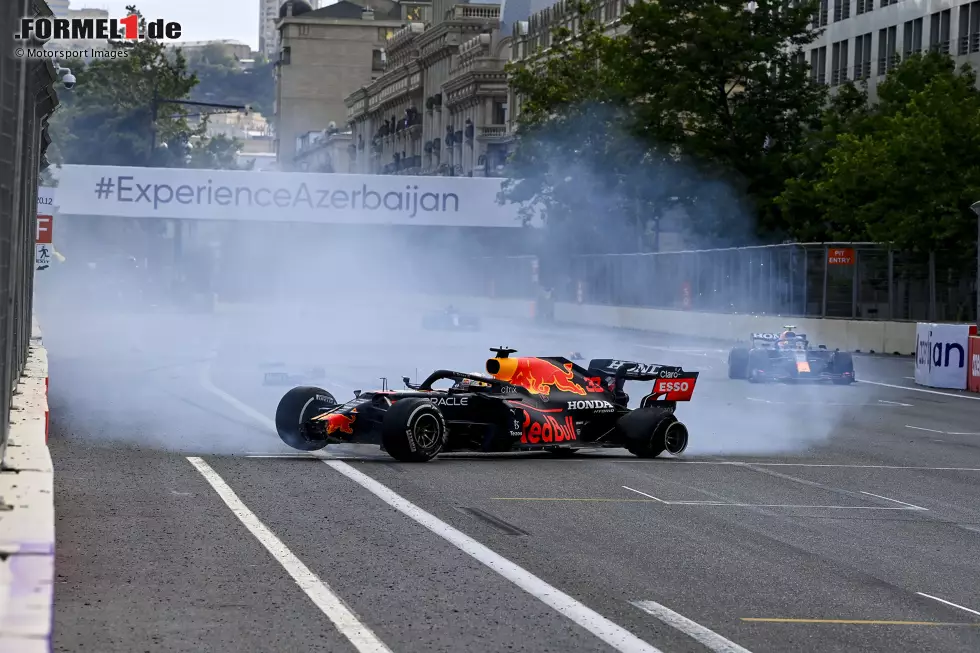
[587,358,699,401]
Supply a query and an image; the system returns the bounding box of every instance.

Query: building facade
[344,0,514,176]
[273,0,409,169]
[805,0,980,94]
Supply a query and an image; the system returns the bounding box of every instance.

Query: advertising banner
[915,322,972,389]
[54,164,533,228]
[36,186,55,271]
[969,337,980,393]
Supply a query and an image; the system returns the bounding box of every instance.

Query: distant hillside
[180,43,275,119]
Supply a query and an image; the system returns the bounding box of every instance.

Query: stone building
[274,0,414,169]
[344,1,513,176]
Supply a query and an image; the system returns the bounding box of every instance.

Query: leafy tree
[183,45,276,119]
[778,52,980,261]
[616,0,826,241]
[48,5,246,169]
[501,0,825,251]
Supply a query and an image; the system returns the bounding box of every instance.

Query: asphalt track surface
[44,304,980,653]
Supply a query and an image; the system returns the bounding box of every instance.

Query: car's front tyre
[275,386,337,451]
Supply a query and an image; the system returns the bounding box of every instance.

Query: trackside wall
[0,316,53,652]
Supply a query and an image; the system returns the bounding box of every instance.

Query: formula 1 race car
[261,363,326,386]
[421,305,481,331]
[274,347,699,462]
[727,326,854,384]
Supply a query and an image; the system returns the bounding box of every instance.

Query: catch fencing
[0,0,59,460]
[475,243,978,323]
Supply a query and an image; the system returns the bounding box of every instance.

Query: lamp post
[972,201,980,324]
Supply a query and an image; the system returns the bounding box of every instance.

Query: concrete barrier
[0,317,53,653]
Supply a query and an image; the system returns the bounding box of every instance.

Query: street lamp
[972,201,980,324]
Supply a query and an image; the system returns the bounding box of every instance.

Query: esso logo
[661,381,689,392]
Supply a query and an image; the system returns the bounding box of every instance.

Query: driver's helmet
[458,374,491,390]
[778,330,797,347]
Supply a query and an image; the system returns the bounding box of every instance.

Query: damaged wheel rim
[414,414,440,449]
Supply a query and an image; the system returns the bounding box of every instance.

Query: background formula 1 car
[727,327,854,384]
[421,305,480,331]
[274,347,699,462]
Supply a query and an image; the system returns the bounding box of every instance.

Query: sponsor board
[969,337,980,393]
[915,322,973,390]
[54,164,537,228]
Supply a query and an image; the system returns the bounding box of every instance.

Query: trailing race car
[727,326,854,384]
[274,347,699,462]
[422,305,480,331]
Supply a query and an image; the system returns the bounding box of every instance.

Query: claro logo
[917,330,966,370]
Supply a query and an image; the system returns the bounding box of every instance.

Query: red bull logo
[520,409,577,444]
[313,410,356,435]
[487,357,587,396]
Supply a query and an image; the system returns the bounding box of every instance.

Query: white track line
[857,379,980,400]
[202,368,668,653]
[917,593,980,618]
[325,460,665,653]
[664,502,916,510]
[906,425,945,434]
[859,491,928,511]
[631,600,754,653]
[623,486,668,503]
[186,457,392,653]
[608,461,980,471]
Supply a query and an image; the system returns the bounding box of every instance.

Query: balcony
[446,3,500,21]
[477,125,509,141]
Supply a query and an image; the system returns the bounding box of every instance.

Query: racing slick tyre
[831,352,855,384]
[728,347,750,379]
[746,349,769,383]
[617,407,683,458]
[381,398,447,462]
[275,386,338,451]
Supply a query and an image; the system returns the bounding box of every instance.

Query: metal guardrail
[1,0,60,461]
[474,243,979,323]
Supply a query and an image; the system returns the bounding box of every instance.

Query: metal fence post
[928,251,937,321]
[821,246,829,317]
[802,246,808,316]
[887,248,894,320]
[852,248,859,319]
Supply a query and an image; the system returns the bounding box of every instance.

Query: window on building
[819,0,828,26]
[912,17,923,52]
[856,0,872,15]
[379,27,396,41]
[372,49,384,71]
[831,41,840,84]
[887,25,898,69]
[928,10,951,52]
[879,0,897,7]
[810,47,819,82]
[833,0,850,21]
[940,9,951,53]
[492,101,507,125]
[817,46,827,84]
[299,24,310,36]
[877,28,887,74]
[968,1,980,54]
[280,46,290,65]
[854,33,871,79]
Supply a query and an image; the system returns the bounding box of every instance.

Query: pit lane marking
[632,600,754,653]
[622,486,668,503]
[741,618,980,626]
[186,457,393,653]
[493,497,923,510]
[202,364,669,653]
[906,425,980,436]
[859,491,928,511]
[917,593,980,618]
[857,379,980,400]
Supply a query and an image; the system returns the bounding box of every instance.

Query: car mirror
[403,376,411,386]
[353,390,361,398]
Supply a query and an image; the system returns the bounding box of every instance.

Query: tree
[616,0,826,241]
[777,52,980,261]
[48,5,246,169]
[500,0,826,251]
[183,45,276,119]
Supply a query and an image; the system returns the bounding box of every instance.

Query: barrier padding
[0,316,53,652]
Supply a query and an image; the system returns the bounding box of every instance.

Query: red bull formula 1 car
[274,347,699,462]
[727,327,855,384]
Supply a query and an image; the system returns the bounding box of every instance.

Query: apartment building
[805,0,980,93]
[273,0,406,169]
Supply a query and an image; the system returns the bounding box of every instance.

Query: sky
[66,0,282,50]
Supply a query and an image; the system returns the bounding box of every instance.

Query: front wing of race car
[751,349,854,383]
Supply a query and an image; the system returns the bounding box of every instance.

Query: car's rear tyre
[728,347,749,379]
[275,386,337,451]
[747,349,769,383]
[831,352,855,384]
[617,407,677,458]
[381,398,447,462]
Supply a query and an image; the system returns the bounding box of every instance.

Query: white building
[806,0,980,95]
[47,0,70,15]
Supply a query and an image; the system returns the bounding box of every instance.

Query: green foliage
[182,44,275,118]
[501,0,826,249]
[777,52,980,261]
[47,5,248,170]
